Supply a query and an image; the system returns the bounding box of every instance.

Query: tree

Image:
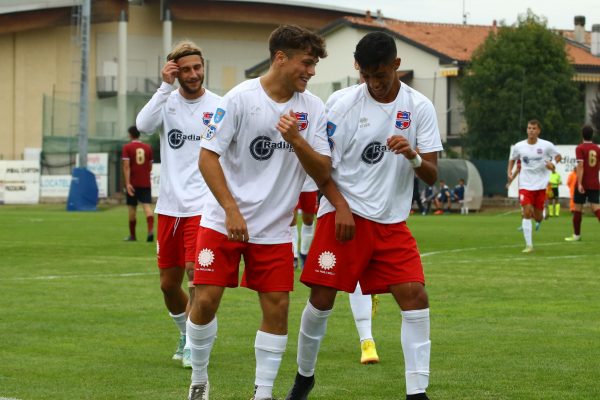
[460,10,583,160]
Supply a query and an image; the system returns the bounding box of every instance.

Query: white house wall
[308,26,448,141]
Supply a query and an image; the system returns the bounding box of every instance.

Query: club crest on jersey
[396,111,411,130]
[202,112,214,126]
[203,124,217,141]
[295,112,309,131]
[537,148,543,154]
[214,108,226,123]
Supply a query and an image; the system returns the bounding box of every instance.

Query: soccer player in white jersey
[507,120,561,253]
[136,41,221,368]
[286,32,442,400]
[325,81,380,365]
[186,25,343,400]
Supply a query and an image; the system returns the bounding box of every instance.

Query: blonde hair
[167,40,203,63]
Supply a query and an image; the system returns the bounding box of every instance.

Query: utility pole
[77,0,90,168]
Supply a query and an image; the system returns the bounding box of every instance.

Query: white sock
[522,218,532,247]
[349,283,373,342]
[401,309,430,395]
[170,311,187,335]
[254,331,288,399]
[187,317,217,385]
[297,301,331,377]
[300,223,314,255]
[291,226,299,258]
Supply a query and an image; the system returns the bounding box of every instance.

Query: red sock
[147,216,154,234]
[129,220,137,239]
[573,211,582,236]
[595,209,600,221]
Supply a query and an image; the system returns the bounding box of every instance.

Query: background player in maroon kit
[121,125,154,242]
[565,125,600,241]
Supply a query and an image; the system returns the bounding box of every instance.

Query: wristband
[409,153,422,169]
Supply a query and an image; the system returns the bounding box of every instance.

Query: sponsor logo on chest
[167,129,202,149]
[249,136,295,160]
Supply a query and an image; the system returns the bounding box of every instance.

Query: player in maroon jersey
[122,125,154,242]
[565,125,600,241]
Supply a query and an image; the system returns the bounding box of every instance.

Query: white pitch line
[428,254,587,264]
[421,241,569,257]
[0,272,155,282]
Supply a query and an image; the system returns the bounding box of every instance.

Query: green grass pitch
[0,204,598,399]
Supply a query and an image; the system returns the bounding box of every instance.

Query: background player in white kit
[286,32,442,400]
[136,41,221,368]
[185,25,346,400]
[507,120,561,253]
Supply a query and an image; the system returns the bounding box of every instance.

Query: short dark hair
[528,119,542,130]
[354,31,397,70]
[582,125,594,141]
[128,125,140,138]
[268,25,327,62]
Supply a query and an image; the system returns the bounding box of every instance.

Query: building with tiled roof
[248,15,600,144]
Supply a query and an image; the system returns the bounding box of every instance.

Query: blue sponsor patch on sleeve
[214,108,226,123]
[326,121,336,137]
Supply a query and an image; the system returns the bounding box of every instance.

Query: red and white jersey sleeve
[510,138,559,190]
[319,83,443,223]
[136,82,221,217]
[200,79,330,244]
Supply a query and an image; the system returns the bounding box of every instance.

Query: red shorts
[156,214,201,268]
[519,189,546,210]
[193,227,294,292]
[295,191,318,214]
[300,212,424,295]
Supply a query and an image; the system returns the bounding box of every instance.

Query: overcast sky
[310,0,600,30]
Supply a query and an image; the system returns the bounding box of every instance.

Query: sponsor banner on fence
[0,160,41,204]
[41,175,108,198]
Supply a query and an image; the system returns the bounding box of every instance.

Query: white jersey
[200,78,330,244]
[136,82,221,217]
[319,83,443,223]
[510,138,560,191]
[301,176,318,192]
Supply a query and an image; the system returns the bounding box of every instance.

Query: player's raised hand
[277,110,300,143]
[386,135,415,158]
[224,207,249,242]
[161,60,179,85]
